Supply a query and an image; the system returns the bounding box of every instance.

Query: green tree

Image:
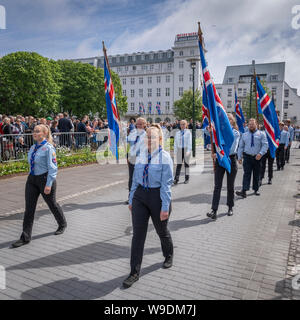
[0,52,61,116]
[173,89,202,121]
[57,60,127,118]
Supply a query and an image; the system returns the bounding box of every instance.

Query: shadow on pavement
[0,200,125,221]
[0,232,54,250]
[7,242,161,271]
[20,262,162,300]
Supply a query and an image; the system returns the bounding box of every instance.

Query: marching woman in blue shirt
[12,125,67,248]
[123,123,174,288]
[207,113,240,220]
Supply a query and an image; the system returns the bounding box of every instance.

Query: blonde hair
[149,123,164,148]
[136,117,147,128]
[227,113,238,131]
[36,124,54,145]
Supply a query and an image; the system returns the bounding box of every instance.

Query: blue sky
[0,0,300,89]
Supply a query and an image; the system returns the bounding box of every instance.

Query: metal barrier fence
[0,131,110,162]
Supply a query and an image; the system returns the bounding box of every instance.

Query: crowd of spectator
[1,112,299,162]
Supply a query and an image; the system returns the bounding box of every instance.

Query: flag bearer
[207,114,240,220]
[12,125,67,248]
[276,122,290,170]
[123,124,173,288]
[173,120,192,185]
[259,127,274,185]
[236,118,268,198]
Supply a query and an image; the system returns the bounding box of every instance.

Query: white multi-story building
[72,33,201,123]
[215,61,300,124]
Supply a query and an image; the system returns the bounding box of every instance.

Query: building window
[189,74,193,82]
[130,90,135,98]
[117,67,122,72]
[132,66,136,71]
[243,88,247,96]
[179,51,184,56]
[179,87,184,97]
[139,89,143,98]
[227,88,232,97]
[166,75,171,83]
[167,63,172,70]
[157,76,161,83]
[179,75,184,82]
[150,64,154,71]
[228,77,234,83]
[141,65,148,71]
[284,112,288,119]
[128,56,133,62]
[238,88,242,95]
[157,88,161,97]
[123,90,126,96]
[166,88,170,97]
[227,101,232,108]
[148,77,152,84]
[130,78,135,85]
[130,102,135,111]
[272,87,277,95]
[284,100,289,109]
[148,89,152,97]
[190,49,194,56]
[165,101,170,111]
[122,78,126,86]
[271,74,278,81]
[125,66,128,71]
[284,89,289,98]
[139,77,143,84]
[179,61,184,68]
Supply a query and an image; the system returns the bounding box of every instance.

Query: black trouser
[260,149,274,181]
[128,161,135,196]
[212,155,238,211]
[285,144,291,163]
[175,148,191,180]
[276,144,285,169]
[242,153,261,192]
[21,173,67,242]
[130,185,173,275]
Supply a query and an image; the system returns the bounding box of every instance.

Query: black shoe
[54,226,66,235]
[124,200,129,205]
[227,208,233,216]
[236,190,247,198]
[163,255,173,269]
[11,239,30,248]
[281,167,284,170]
[254,191,260,196]
[277,167,280,171]
[173,179,179,185]
[268,179,272,185]
[184,179,189,184]
[207,210,217,220]
[123,273,139,288]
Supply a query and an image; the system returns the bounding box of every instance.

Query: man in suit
[58,112,73,147]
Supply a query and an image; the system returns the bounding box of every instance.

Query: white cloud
[109,0,300,91]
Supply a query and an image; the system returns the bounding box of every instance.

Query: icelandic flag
[139,103,142,114]
[156,102,161,115]
[256,77,280,158]
[148,102,152,114]
[235,91,245,133]
[199,40,234,172]
[202,87,209,129]
[142,103,145,114]
[104,57,120,160]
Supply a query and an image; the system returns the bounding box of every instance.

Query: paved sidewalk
[0,148,299,300]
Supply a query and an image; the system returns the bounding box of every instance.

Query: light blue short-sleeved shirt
[28,140,58,187]
[129,148,173,211]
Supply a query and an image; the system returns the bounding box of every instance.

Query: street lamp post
[187,58,200,158]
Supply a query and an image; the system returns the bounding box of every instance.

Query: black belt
[243,152,257,158]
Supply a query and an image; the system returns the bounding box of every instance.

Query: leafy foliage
[173,89,202,121]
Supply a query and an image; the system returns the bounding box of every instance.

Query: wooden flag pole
[198,22,215,172]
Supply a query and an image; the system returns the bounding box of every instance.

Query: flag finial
[198,22,207,52]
